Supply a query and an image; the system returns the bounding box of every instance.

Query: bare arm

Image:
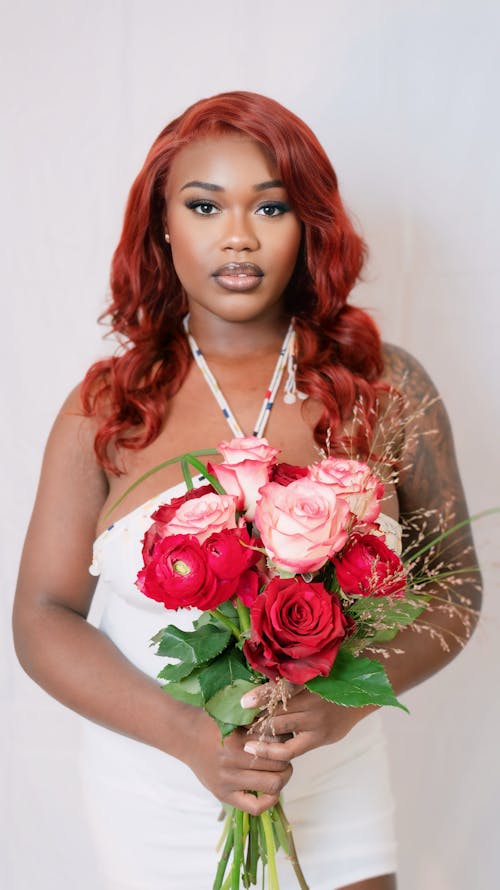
[243,347,482,757]
[377,344,481,691]
[12,388,291,813]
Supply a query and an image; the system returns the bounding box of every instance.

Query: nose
[222,211,259,252]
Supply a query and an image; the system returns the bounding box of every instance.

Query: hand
[241,682,373,762]
[180,707,293,815]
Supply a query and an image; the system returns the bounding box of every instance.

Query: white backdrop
[2,2,499,888]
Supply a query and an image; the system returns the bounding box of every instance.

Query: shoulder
[380,343,439,400]
[42,383,108,501]
[50,383,101,454]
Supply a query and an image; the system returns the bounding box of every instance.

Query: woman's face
[164,133,302,325]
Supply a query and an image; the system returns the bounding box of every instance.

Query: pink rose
[243,577,350,683]
[308,458,384,523]
[150,485,215,526]
[333,533,406,598]
[142,484,214,564]
[210,437,280,521]
[163,492,237,543]
[254,478,349,574]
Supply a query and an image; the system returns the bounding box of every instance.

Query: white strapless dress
[81,481,399,890]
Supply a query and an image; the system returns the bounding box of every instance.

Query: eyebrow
[180,179,285,192]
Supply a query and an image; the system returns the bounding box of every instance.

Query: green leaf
[161,672,204,707]
[198,648,254,703]
[211,716,238,738]
[306,649,408,712]
[347,593,427,647]
[205,679,260,726]
[155,622,232,665]
[269,565,296,580]
[103,447,220,520]
[157,659,195,682]
[150,627,166,646]
[216,599,240,622]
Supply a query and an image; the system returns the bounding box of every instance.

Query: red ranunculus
[142,485,214,564]
[136,534,236,611]
[236,568,260,607]
[333,534,406,598]
[203,528,261,579]
[270,462,309,486]
[243,577,350,683]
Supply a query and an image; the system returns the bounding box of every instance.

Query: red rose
[203,528,261,579]
[142,485,214,564]
[270,462,309,486]
[333,534,406,598]
[243,577,350,684]
[136,534,235,611]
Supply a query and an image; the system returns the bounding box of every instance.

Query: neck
[186,305,291,360]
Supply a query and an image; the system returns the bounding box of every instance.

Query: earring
[164,232,170,243]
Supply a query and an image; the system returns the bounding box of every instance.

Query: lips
[212,262,264,292]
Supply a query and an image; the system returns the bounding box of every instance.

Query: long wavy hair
[82,91,384,473]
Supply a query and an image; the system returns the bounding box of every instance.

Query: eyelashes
[185,200,219,215]
[257,202,291,217]
[185,199,291,217]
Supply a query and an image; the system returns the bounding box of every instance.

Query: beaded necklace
[183,315,303,439]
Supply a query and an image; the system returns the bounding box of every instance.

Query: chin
[188,295,286,325]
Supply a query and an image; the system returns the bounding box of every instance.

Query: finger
[241,750,291,771]
[240,682,272,710]
[231,791,281,816]
[237,764,292,797]
[240,679,302,710]
[246,727,294,744]
[265,712,311,737]
[244,734,310,761]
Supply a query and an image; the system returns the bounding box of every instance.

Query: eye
[256,202,290,217]
[186,200,220,215]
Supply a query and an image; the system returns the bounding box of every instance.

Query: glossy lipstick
[212,262,264,292]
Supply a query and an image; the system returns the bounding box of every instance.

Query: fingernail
[240,693,257,708]
[244,742,257,755]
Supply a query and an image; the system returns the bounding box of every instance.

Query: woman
[13,91,480,890]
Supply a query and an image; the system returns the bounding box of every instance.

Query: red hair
[82,91,383,473]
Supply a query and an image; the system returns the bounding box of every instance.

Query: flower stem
[241,811,250,888]
[260,811,280,890]
[236,599,251,634]
[210,609,241,640]
[231,808,244,889]
[246,815,259,885]
[212,818,234,890]
[275,802,310,890]
[216,808,232,853]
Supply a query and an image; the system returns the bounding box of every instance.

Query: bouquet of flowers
[133,436,437,890]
